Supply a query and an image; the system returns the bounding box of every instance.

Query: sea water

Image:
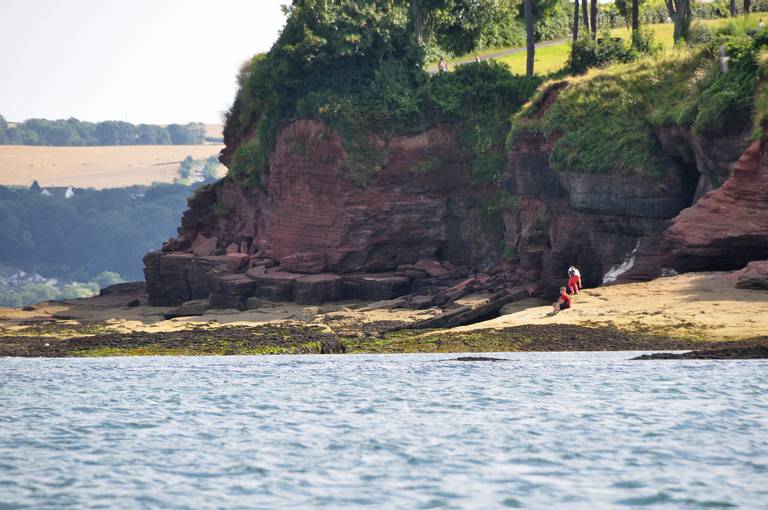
[1,352,766,509]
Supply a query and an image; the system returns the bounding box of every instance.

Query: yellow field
[0,144,225,189]
[205,124,224,139]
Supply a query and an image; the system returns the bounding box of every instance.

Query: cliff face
[145,120,510,306]
[502,129,700,291]
[145,114,758,307]
[626,134,768,279]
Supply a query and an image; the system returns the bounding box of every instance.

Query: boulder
[226,253,249,272]
[209,274,259,310]
[404,288,530,330]
[246,297,277,309]
[409,295,435,309]
[249,257,277,268]
[279,252,327,274]
[414,259,450,278]
[163,300,208,319]
[99,281,147,296]
[293,273,343,304]
[191,234,218,257]
[736,260,768,290]
[342,274,412,301]
[249,271,300,301]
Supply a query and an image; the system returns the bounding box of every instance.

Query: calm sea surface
[1,353,767,509]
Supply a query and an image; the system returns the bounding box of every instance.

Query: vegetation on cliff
[510,17,767,176]
[222,1,759,189]
[224,1,542,188]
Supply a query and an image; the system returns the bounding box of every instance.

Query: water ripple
[1,353,767,509]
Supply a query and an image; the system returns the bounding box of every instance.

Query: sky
[0,0,287,125]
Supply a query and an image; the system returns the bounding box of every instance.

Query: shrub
[688,22,714,45]
[568,35,638,75]
[632,27,662,54]
[230,139,264,179]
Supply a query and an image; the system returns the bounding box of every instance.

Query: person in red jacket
[568,265,582,294]
[551,287,572,315]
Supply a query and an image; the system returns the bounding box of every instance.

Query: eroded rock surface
[628,136,768,279]
[145,113,761,306]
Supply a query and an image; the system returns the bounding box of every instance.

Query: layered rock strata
[146,121,514,306]
[146,114,760,306]
[626,135,768,280]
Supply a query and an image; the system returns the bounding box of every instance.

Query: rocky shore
[1,272,765,358]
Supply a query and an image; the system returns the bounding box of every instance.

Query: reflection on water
[1,353,766,509]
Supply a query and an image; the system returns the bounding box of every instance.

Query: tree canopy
[0,118,206,146]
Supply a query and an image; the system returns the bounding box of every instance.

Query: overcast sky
[0,0,287,124]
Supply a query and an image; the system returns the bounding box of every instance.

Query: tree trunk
[632,0,640,33]
[411,1,424,46]
[680,0,692,41]
[573,0,580,41]
[582,0,590,33]
[730,0,737,16]
[524,0,535,76]
[666,0,691,45]
[590,0,598,40]
[744,0,752,13]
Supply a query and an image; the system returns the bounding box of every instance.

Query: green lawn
[491,14,763,75]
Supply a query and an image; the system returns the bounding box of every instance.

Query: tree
[582,0,590,33]
[590,0,598,40]
[166,124,191,144]
[573,0,579,40]
[524,0,534,75]
[665,0,692,44]
[137,124,171,144]
[730,0,737,16]
[744,0,751,13]
[633,0,639,33]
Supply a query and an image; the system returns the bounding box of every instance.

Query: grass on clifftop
[495,15,764,75]
[509,18,767,177]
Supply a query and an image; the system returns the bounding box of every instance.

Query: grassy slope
[494,15,762,75]
[507,15,765,177]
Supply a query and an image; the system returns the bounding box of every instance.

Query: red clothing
[560,292,571,307]
[568,275,581,294]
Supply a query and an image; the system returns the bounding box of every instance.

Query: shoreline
[1,272,766,359]
[1,322,766,359]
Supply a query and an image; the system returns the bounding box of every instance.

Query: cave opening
[676,157,702,208]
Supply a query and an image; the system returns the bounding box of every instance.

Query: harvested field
[0,144,225,189]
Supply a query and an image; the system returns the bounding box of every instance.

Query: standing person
[550,287,572,315]
[439,57,448,73]
[568,265,582,294]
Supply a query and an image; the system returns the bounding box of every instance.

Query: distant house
[33,183,77,199]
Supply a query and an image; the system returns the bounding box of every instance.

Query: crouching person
[551,287,572,315]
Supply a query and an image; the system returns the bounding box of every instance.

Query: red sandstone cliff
[145,113,762,307]
[145,120,511,306]
[626,134,768,279]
